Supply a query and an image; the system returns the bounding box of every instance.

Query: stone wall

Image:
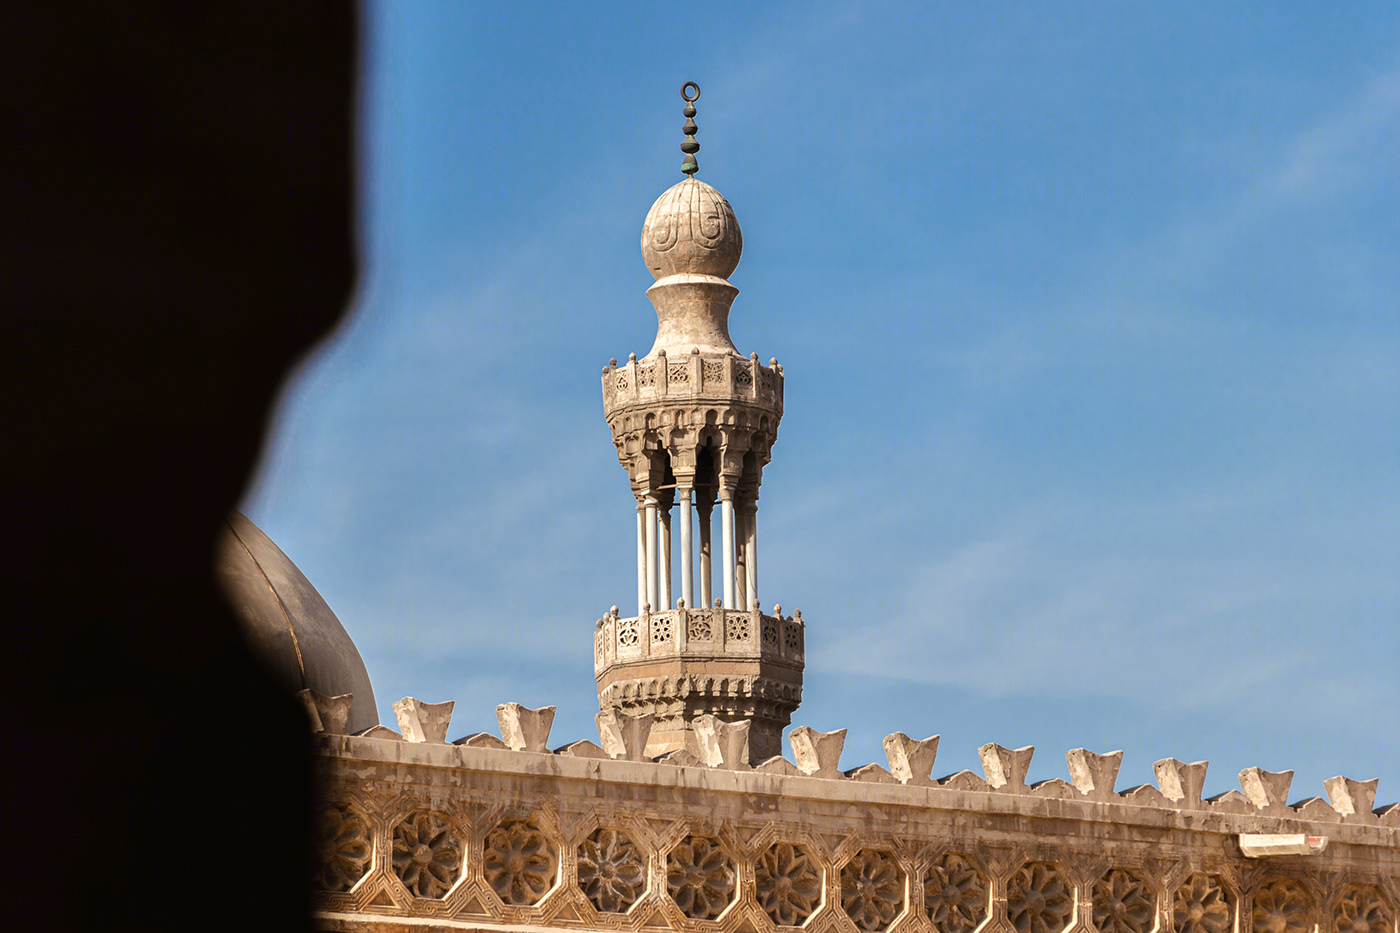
[307,702,1398,933]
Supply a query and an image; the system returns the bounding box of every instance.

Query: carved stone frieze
[578,827,646,913]
[840,849,905,932]
[483,819,557,906]
[1173,873,1231,933]
[314,803,371,893]
[755,842,823,926]
[1250,879,1312,933]
[1007,862,1074,933]
[924,852,988,933]
[1333,884,1393,933]
[1092,869,1155,933]
[390,810,462,899]
[667,835,736,920]
[312,735,1400,933]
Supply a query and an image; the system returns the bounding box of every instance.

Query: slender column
[658,506,672,611]
[720,493,736,609]
[644,496,659,612]
[678,487,694,609]
[698,499,713,608]
[635,501,647,616]
[744,502,758,607]
[734,508,747,610]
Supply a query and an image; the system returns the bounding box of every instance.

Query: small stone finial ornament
[680,81,701,175]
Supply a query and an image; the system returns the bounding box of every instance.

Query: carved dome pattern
[641,178,741,280]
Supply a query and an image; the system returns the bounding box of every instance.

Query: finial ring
[681,81,700,102]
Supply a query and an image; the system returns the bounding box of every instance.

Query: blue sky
[245,2,1399,804]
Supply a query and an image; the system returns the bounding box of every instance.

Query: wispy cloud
[812,482,1398,726]
[1267,62,1400,198]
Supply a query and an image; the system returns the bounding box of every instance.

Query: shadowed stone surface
[218,512,379,735]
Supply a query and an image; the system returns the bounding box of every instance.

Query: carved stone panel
[1250,879,1312,933]
[726,616,751,642]
[667,835,736,920]
[1007,862,1074,933]
[391,810,462,899]
[1333,885,1393,933]
[483,819,558,906]
[314,803,371,893]
[577,827,647,914]
[841,849,905,932]
[762,619,779,647]
[653,614,673,644]
[924,852,988,933]
[755,842,823,926]
[1092,869,1155,933]
[1173,873,1231,933]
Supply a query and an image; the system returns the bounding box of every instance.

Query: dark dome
[215,511,378,734]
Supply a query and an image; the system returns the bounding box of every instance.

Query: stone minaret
[594,84,805,762]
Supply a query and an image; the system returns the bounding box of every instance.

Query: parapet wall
[602,351,784,418]
[594,607,806,673]
[305,696,1399,933]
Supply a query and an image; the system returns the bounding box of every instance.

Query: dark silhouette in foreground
[8,5,358,928]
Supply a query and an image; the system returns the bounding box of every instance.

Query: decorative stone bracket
[297,689,354,735]
[393,697,454,743]
[497,703,556,752]
[596,709,655,761]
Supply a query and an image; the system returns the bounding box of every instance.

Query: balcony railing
[595,605,804,674]
[602,351,783,415]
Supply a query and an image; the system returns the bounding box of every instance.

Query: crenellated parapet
[309,698,1399,933]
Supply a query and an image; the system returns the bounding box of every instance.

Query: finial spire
[680,82,700,176]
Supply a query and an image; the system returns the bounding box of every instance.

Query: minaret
[594,83,804,761]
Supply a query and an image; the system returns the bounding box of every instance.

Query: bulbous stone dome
[641,177,742,280]
[215,511,378,734]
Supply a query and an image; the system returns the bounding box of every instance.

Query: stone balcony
[594,605,805,759]
[594,605,804,674]
[601,350,783,420]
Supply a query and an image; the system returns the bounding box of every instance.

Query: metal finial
[680,82,700,176]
